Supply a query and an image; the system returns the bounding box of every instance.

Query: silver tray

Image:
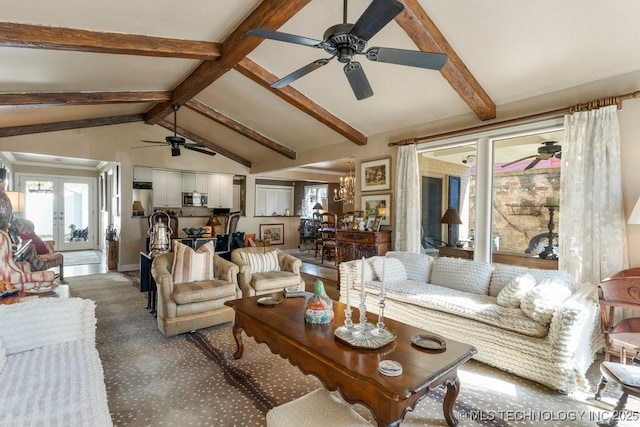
[257,296,282,306]
[411,334,446,350]
[334,325,397,349]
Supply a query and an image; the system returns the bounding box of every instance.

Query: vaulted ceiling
[1,0,639,172]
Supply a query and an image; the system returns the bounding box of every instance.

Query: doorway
[421,176,443,248]
[16,174,97,251]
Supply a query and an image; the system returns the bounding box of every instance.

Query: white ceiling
[1,0,639,172]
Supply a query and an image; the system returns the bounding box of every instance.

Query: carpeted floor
[66,272,638,426]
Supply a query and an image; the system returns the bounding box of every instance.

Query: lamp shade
[312,202,323,211]
[6,192,24,213]
[377,206,387,218]
[629,197,640,224]
[441,208,462,225]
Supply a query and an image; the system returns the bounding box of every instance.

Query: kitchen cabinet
[208,174,233,208]
[133,166,153,182]
[152,169,182,207]
[182,172,208,194]
[254,184,293,216]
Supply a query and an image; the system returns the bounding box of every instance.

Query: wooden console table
[437,246,558,270]
[336,230,391,265]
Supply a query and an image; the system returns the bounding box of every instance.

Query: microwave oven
[182,192,207,207]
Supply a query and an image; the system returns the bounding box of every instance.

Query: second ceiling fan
[248,0,448,100]
[138,104,216,157]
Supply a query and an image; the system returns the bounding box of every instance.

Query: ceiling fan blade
[248,28,323,48]
[343,61,373,100]
[140,140,167,145]
[272,58,332,88]
[500,155,537,168]
[132,145,165,149]
[365,47,447,70]
[184,145,217,156]
[524,157,542,170]
[349,0,404,42]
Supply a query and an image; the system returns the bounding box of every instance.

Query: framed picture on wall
[360,158,391,192]
[259,223,284,245]
[361,194,391,226]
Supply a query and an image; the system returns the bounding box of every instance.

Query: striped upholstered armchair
[0,230,56,291]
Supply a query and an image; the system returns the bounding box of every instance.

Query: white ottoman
[266,388,373,427]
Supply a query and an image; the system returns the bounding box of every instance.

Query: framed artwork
[360,158,391,192]
[259,223,284,245]
[361,194,391,226]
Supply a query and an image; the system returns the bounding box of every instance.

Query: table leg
[443,376,460,427]
[231,323,244,359]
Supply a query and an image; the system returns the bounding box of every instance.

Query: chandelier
[333,160,356,204]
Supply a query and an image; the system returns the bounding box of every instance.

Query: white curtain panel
[394,144,421,252]
[559,105,628,284]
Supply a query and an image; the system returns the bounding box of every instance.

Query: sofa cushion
[430,257,492,295]
[386,251,433,282]
[354,257,378,284]
[171,241,215,283]
[173,279,237,305]
[520,281,573,324]
[496,274,536,308]
[0,338,5,375]
[252,271,300,292]
[365,279,549,337]
[240,251,281,274]
[489,263,574,297]
[371,257,407,283]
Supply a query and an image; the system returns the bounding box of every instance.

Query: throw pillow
[430,257,492,295]
[385,251,434,282]
[354,258,376,285]
[496,274,536,308]
[520,281,572,324]
[371,257,407,283]
[240,251,281,274]
[171,241,214,284]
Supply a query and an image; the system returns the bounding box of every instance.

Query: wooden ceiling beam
[0,22,221,60]
[159,120,251,168]
[145,0,313,124]
[0,114,144,138]
[0,91,171,106]
[235,59,367,146]
[395,0,496,120]
[185,99,296,159]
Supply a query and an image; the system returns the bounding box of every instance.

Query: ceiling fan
[248,0,448,100]
[501,141,562,170]
[137,104,216,157]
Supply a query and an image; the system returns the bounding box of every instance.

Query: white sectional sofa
[0,298,112,426]
[339,252,604,393]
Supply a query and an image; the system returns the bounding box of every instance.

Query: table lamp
[441,208,462,247]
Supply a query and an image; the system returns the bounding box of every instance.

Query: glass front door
[18,175,96,251]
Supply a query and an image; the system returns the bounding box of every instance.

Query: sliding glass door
[17,174,96,251]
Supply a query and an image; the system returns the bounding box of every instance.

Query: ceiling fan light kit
[248,0,448,100]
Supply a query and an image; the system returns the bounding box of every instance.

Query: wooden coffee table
[225,294,476,427]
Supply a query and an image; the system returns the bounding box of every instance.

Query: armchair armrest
[279,252,301,274]
[214,255,239,284]
[231,250,253,295]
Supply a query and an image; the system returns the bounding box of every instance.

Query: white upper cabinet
[182,172,208,194]
[152,169,182,207]
[133,166,153,182]
[208,174,233,208]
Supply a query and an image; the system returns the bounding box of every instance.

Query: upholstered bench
[266,388,372,427]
